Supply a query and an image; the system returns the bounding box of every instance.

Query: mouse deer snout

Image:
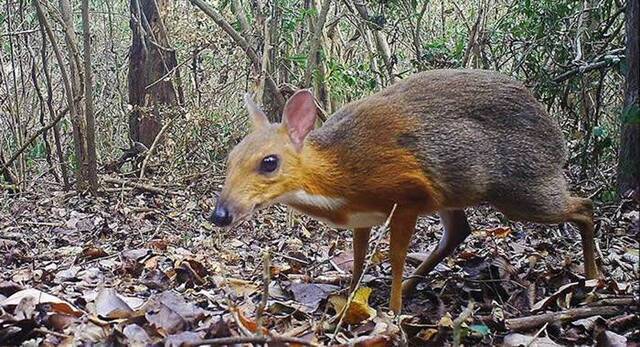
[209,201,233,227]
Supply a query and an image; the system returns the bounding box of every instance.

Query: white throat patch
[277,190,345,211]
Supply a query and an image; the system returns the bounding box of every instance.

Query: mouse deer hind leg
[492,178,600,280]
[566,197,599,279]
[402,209,471,296]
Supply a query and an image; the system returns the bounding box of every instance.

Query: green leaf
[621,104,640,124]
[287,55,308,64]
[30,141,46,159]
[593,126,607,138]
[469,324,490,336]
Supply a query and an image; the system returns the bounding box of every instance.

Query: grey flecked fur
[311,69,574,221]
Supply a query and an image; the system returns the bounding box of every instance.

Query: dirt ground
[1,172,638,346]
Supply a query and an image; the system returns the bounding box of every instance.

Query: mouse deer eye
[259,155,279,174]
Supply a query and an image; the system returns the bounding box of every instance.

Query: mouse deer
[210,69,599,313]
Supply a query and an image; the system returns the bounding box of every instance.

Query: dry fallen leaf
[212,276,259,297]
[290,283,339,313]
[1,288,82,317]
[417,328,439,342]
[122,324,152,347]
[344,335,393,346]
[329,287,376,325]
[503,333,562,346]
[143,291,208,336]
[232,306,269,335]
[486,226,512,238]
[94,287,133,319]
[48,313,78,331]
[331,251,354,273]
[164,331,203,347]
[596,330,627,346]
[81,246,108,260]
[438,312,454,328]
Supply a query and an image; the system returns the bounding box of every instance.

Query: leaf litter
[0,175,638,346]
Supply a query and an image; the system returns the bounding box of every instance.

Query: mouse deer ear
[244,93,269,130]
[282,89,316,150]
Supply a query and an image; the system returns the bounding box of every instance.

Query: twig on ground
[526,322,549,347]
[102,177,175,195]
[505,305,627,331]
[34,327,72,339]
[256,247,271,335]
[183,335,319,347]
[453,300,475,347]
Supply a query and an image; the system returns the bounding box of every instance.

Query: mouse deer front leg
[389,210,418,314]
[351,227,371,291]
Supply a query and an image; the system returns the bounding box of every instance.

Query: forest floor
[0,171,638,346]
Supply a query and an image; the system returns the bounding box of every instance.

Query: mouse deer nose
[210,203,233,227]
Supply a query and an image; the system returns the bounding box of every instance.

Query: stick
[188,0,285,109]
[139,117,175,178]
[183,335,319,347]
[505,305,626,331]
[525,322,549,347]
[453,301,475,347]
[145,58,190,90]
[0,98,79,173]
[256,248,271,335]
[102,177,174,195]
[34,328,72,339]
[553,56,623,82]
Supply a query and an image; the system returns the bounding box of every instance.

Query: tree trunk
[618,0,639,200]
[352,0,398,84]
[81,0,98,192]
[58,0,89,191]
[128,0,180,148]
[40,23,70,190]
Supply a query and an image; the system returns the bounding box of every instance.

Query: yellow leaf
[418,328,439,341]
[438,312,454,328]
[329,287,376,324]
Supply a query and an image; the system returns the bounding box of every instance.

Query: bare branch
[188,0,285,109]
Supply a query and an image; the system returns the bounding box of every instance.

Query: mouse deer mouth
[227,203,261,229]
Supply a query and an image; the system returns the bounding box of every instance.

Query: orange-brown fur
[289,106,444,225]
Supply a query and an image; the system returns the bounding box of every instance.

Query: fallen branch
[588,297,636,306]
[256,248,271,335]
[183,335,319,347]
[102,177,175,195]
[505,305,627,331]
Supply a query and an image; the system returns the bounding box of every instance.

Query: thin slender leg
[389,211,418,314]
[351,227,371,291]
[402,209,471,296]
[567,197,599,279]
